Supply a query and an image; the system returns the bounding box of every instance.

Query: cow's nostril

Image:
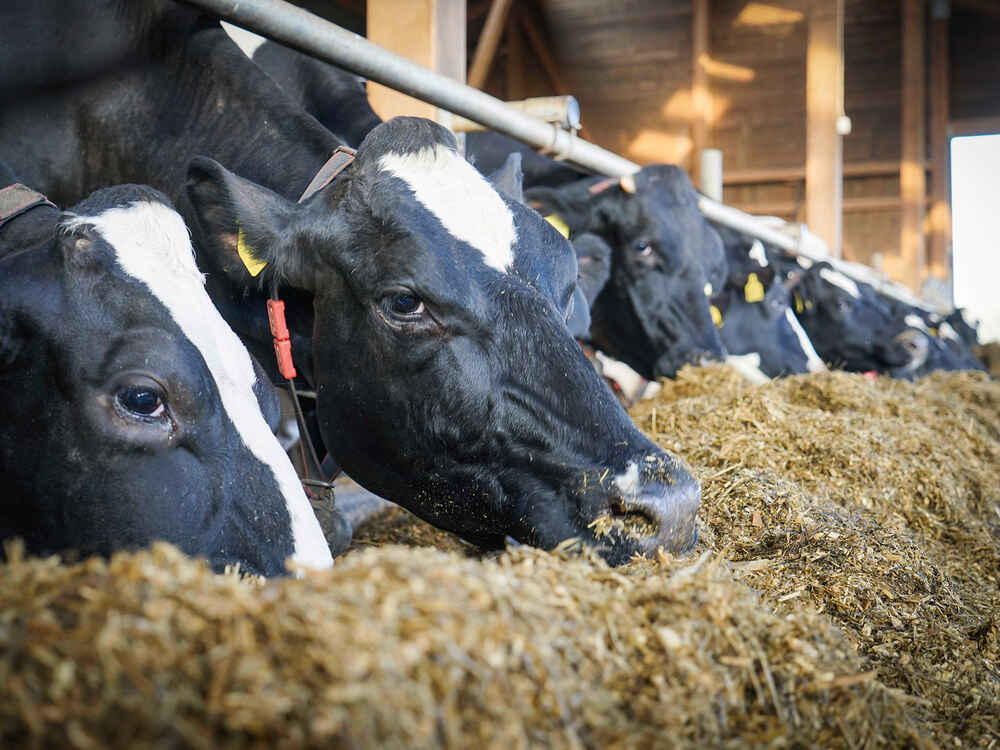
[591,501,661,542]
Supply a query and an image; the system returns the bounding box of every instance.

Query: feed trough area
[3,366,998,748]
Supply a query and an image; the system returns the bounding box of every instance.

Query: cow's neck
[0,208,60,260]
[164,26,345,199]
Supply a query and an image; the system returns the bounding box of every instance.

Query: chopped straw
[1,366,998,748]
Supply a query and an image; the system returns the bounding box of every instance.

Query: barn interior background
[291,0,1000,331]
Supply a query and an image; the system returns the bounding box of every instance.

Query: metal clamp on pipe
[450,95,581,134]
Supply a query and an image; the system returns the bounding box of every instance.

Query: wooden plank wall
[293,0,1000,292]
[538,0,696,165]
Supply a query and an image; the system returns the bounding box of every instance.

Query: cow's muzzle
[601,460,701,556]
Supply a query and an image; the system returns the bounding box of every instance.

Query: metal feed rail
[186,0,940,312]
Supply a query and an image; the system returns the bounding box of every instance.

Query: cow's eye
[635,240,653,257]
[385,291,425,320]
[116,383,166,419]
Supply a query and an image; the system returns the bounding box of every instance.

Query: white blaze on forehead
[748,239,769,267]
[905,313,930,333]
[819,267,861,299]
[66,202,333,571]
[378,144,516,273]
[938,321,961,342]
[784,309,827,373]
[221,22,267,58]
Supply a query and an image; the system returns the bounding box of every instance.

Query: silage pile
[1,368,998,748]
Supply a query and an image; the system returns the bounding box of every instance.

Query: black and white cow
[0,176,332,575]
[783,259,915,373]
[230,34,727,380]
[524,169,727,379]
[882,302,986,379]
[709,225,825,378]
[0,1,700,563]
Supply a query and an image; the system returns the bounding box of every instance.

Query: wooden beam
[900,0,927,293]
[730,196,933,216]
[950,116,1000,137]
[691,0,710,181]
[952,0,1000,17]
[516,11,591,140]
[929,2,951,284]
[367,0,466,123]
[467,0,514,90]
[505,7,525,101]
[804,0,845,257]
[518,13,568,95]
[724,160,932,185]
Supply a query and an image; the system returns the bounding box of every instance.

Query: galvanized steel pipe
[184,0,639,176]
[189,0,933,308]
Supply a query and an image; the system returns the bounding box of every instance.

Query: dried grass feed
[2,367,998,748]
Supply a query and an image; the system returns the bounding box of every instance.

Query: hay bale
[1,366,998,748]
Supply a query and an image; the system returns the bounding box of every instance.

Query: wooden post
[691,0,710,182]
[928,0,951,286]
[900,0,927,293]
[467,0,514,90]
[505,8,525,101]
[804,0,844,257]
[367,0,466,123]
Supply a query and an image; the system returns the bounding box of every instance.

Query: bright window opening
[951,134,1000,343]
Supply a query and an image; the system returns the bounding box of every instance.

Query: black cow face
[712,268,825,378]
[0,185,333,575]
[709,225,825,378]
[793,262,912,372]
[566,232,611,339]
[886,308,986,379]
[187,117,701,564]
[528,165,726,380]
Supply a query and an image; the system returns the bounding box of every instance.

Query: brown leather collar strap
[0,184,56,228]
[297,146,357,204]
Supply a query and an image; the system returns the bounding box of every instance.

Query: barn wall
[291,0,1000,291]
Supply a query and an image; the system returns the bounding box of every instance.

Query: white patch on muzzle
[725,352,771,384]
[66,202,333,572]
[614,461,641,499]
[378,144,516,273]
[819,267,861,299]
[594,351,649,403]
[784,308,827,373]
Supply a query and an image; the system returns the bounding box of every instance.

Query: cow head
[709,226,825,377]
[711,267,825,378]
[0,184,333,575]
[186,117,701,564]
[792,262,912,372]
[527,165,726,380]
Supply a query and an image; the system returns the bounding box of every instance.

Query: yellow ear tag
[710,305,723,328]
[744,272,765,303]
[544,213,570,239]
[929,327,938,337]
[237,226,268,278]
[794,293,804,314]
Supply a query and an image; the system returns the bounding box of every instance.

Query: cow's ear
[565,286,592,339]
[185,157,314,291]
[487,152,524,204]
